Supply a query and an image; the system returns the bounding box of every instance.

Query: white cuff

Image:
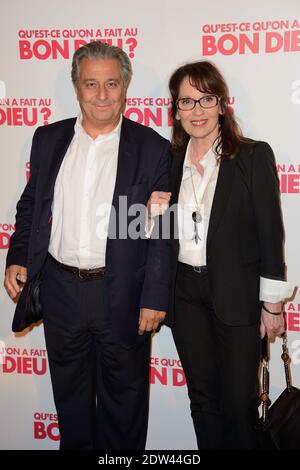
[259,276,295,303]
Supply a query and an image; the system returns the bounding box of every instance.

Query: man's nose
[96,85,107,100]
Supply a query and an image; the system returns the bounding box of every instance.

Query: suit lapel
[44,117,135,203]
[106,117,142,258]
[42,121,75,200]
[111,117,138,202]
[171,152,185,205]
[207,158,235,249]
[170,152,185,254]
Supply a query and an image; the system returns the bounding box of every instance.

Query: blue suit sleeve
[6,127,42,269]
[140,142,172,312]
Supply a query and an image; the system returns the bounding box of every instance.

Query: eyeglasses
[176,95,219,111]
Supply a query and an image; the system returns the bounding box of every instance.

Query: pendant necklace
[190,163,218,244]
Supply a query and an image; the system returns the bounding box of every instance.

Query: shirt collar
[74,113,122,143]
[183,138,219,171]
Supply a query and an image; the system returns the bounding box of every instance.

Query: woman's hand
[260,302,285,341]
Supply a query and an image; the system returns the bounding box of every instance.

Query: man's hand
[138,308,166,335]
[4,265,27,300]
[147,191,171,220]
[260,301,285,341]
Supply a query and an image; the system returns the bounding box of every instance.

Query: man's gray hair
[71,41,132,86]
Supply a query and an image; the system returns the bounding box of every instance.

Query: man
[4,41,171,450]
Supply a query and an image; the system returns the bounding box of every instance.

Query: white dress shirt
[48,114,122,269]
[178,141,219,267]
[177,140,294,303]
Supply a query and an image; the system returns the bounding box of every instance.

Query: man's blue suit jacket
[6,116,172,347]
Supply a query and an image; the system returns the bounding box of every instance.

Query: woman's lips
[191,119,207,126]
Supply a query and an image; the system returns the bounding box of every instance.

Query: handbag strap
[260,332,292,425]
[281,333,292,390]
[260,336,271,425]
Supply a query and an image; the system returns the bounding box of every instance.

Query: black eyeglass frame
[176,95,220,110]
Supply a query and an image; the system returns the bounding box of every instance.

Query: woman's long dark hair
[169,61,249,160]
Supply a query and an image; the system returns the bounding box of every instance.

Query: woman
[150,61,293,449]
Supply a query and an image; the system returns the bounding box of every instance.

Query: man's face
[75,57,127,135]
